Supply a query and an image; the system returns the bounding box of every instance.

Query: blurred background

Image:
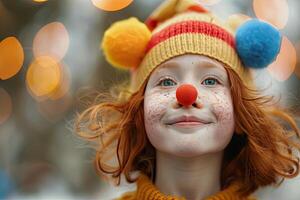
[0,0,300,199]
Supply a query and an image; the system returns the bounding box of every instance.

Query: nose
[176,84,199,107]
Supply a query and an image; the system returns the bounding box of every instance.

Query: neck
[155,151,223,200]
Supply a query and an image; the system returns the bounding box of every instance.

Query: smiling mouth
[167,121,211,128]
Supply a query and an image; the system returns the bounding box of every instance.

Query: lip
[170,121,208,128]
[165,115,211,126]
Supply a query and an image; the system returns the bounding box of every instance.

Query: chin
[167,146,215,158]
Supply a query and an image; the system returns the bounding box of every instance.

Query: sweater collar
[135,174,252,200]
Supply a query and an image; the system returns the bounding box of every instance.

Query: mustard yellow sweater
[117,174,256,200]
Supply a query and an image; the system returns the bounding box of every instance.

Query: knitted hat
[101,0,282,99]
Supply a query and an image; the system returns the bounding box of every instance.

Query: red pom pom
[176,84,198,106]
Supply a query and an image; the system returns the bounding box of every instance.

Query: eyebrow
[157,59,226,72]
[150,59,228,85]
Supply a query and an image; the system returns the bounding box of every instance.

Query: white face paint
[143,54,235,157]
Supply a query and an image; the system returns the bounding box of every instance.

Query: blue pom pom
[236,19,282,69]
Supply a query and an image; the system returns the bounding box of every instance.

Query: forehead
[152,54,227,75]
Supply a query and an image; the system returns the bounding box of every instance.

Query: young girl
[75,0,300,199]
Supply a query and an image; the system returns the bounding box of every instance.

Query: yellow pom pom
[101,17,151,70]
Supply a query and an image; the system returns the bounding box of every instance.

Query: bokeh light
[0,37,24,80]
[0,88,12,125]
[48,64,71,100]
[253,0,289,29]
[91,0,134,11]
[227,14,251,31]
[294,41,300,79]
[33,22,69,61]
[267,36,297,81]
[197,0,221,6]
[33,0,48,2]
[26,56,61,98]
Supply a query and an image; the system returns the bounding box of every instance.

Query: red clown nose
[176,84,198,106]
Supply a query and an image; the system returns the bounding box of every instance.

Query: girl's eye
[158,78,177,87]
[202,78,219,86]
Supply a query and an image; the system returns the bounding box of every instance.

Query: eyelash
[157,77,177,87]
[156,76,221,87]
[202,77,221,86]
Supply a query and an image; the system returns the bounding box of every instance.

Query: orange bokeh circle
[33,0,48,2]
[253,0,289,29]
[91,0,134,11]
[26,56,61,97]
[0,37,24,80]
[33,22,69,61]
[267,36,296,81]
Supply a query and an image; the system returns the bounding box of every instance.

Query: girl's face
[143,54,235,157]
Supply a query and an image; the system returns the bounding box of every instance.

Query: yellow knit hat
[101,0,282,99]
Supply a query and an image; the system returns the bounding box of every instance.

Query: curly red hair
[75,66,300,196]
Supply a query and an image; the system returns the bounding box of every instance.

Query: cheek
[203,89,235,128]
[144,91,174,130]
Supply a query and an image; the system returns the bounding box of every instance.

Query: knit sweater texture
[116,174,256,200]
